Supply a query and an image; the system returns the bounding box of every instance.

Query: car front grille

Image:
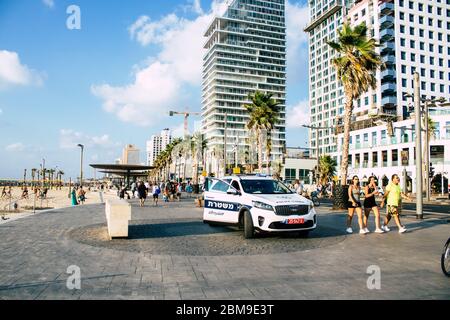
[274,204,309,216]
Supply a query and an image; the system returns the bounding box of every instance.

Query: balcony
[304,1,342,32]
[381,96,396,105]
[380,28,394,42]
[381,68,396,80]
[381,42,395,56]
[380,1,394,16]
[381,82,396,93]
[382,55,396,65]
[380,15,394,28]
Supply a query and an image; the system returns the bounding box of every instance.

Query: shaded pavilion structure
[89,164,154,186]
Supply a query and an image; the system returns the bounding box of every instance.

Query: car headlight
[252,201,274,211]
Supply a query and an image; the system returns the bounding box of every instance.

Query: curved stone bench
[105,199,131,240]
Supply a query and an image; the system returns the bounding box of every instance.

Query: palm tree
[57,170,65,189]
[48,169,55,189]
[190,133,204,185]
[318,155,337,186]
[327,22,383,209]
[425,116,437,141]
[179,136,192,181]
[244,91,281,174]
[328,22,383,185]
[31,168,37,187]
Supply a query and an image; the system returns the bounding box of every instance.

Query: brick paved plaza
[0,197,449,300]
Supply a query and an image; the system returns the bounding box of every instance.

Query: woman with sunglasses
[347,175,367,234]
[363,176,384,233]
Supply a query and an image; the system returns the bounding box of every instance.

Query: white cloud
[286,1,309,83]
[5,143,25,152]
[59,129,121,150]
[93,1,226,127]
[42,0,54,8]
[0,50,43,90]
[191,0,204,15]
[93,0,309,127]
[286,99,310,128]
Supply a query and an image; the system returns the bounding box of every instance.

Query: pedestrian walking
[346,175,366,234]
[77,186,86,204]
[137,181,147,207]
[71,187,78,206]
[363,176,384,233]
[152,183,161,206]
[176,183,182,201]
[186,182,193,198]
[380,174,411,233]
[21,185,29,199]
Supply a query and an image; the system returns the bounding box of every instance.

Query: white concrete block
[105,199,131,239]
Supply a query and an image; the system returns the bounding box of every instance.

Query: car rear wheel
[243,210,254,239]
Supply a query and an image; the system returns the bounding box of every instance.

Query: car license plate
[286,218,304,224]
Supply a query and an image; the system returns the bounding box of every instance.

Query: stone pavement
[0,197,449,300]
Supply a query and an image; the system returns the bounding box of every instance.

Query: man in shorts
[380,174,411,233]
[152,184,160,206]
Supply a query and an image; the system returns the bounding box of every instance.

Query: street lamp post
[77,144,84,186]
[413,72,423,219]
[224,112,228,176]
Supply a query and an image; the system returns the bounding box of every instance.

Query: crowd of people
[346,174,411,235]
[117,180,195,207]
[289,174,412,234]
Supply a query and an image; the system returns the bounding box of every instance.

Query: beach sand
[0,187,119,219]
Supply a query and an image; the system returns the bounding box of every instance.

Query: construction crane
[169,110,201,138]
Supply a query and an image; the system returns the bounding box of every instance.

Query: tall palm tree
[179,136,192,181]
[48,169,55,189]
[31,168,37,187]
[244,91,281,174]
[190,133,204,184]
[425,116,437,140]
[57,170,65,189]
[327,22,383,185]
[318,155,337,186]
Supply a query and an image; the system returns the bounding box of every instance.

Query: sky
[0,0,310,180]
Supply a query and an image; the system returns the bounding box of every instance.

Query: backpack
[155,187,161,195]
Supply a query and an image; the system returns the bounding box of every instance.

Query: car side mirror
[227,187,239,195]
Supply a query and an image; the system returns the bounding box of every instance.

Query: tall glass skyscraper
[202,0,286,176]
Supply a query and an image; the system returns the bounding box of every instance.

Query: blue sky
[0,0,310,180]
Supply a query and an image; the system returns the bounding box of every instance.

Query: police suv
[203,174,317,238]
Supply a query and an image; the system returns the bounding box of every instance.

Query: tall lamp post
[77,144,84,186]
[420,96,446,201]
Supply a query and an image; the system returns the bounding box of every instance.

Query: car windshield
[240,179,293,194]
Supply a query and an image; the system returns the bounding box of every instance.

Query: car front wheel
[243,210,254,239]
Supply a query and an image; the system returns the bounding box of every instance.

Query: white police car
[203,174,317,239]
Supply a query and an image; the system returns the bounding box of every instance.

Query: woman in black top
[137,181,147,207]
[363,176,384,233]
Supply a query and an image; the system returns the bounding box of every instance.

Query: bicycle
[441,237,450,277]
[302,191,321,207]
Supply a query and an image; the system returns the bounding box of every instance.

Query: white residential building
[333,0,450,192]
[146,129,172,166]
[305,0,352,157]
[202,0,287,177]
[335,111,450,193]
